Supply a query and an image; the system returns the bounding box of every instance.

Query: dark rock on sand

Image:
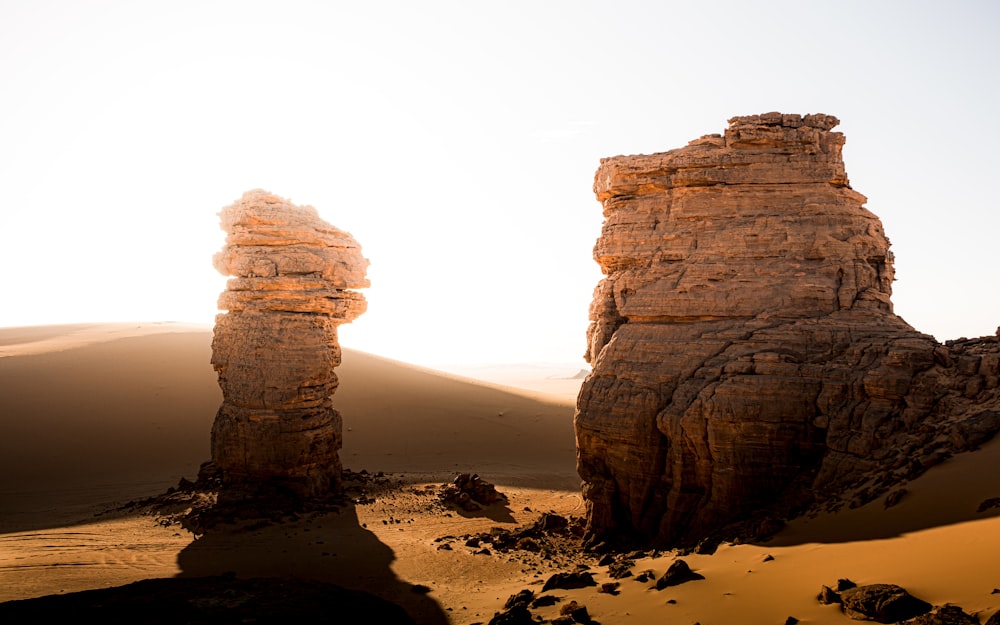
[542,571,598,591]
[655,559,705,590]
[839,583,931,623]
[904,605,979,625]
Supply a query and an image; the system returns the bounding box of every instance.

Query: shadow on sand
[174,503,449,625]
[0,502,448,624]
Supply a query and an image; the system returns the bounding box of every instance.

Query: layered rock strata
[576,113,1000,546]
[211,190,368,498]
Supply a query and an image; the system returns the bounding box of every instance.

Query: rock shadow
[175,503,448,625]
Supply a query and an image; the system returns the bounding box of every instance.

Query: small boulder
[818,585,842,605]
[531,595,559,608]
[542,572,597,592]
[655,559,705,590]
[839,584,931,623]
[504,589,534,610]
[488,604,533,625]
[599,582,620,595]
[559,600,592,624]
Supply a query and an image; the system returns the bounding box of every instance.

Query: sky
[1,0,998,367]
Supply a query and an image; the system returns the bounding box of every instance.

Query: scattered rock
[839,583,931,623]
[655,560,705,590]
[762,554,775,562]
[785,617,799,625]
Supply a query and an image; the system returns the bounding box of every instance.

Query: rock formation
[576,113,1000,546]
[211,190,368,498]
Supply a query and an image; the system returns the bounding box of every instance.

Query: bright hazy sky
[2,0,998,366]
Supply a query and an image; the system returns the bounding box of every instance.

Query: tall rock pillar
[576,113,1000,547]
[210,189,368,498]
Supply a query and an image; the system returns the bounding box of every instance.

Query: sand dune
[2,323,999,624]
[0,323,578,533]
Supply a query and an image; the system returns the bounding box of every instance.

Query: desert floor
[1,323,999,624]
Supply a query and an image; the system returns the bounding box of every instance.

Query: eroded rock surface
[211,190,368,498]
[576,113,1000,546]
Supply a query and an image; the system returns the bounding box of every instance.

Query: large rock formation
[576,113,1000,546]
[211,190,368,498]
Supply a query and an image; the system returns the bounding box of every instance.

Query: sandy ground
[1,323,999,624]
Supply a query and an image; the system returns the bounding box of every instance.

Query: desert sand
[1,323,999,623]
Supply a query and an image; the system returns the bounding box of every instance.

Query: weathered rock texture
[211,190,368,498]
[576,113,1000,546]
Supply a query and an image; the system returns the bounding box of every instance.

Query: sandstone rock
[576,114,1000,546]
[211,190,368,498]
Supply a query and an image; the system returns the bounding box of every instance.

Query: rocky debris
[117,465,405,534]
[904,605,980,625]
[785,618,800,625]
[542,571,598,592]
[211,190,368,499]
[838,584,931,623]
[633,569,656,583]
[576,113,1000,547]
[448,512,586,564]
[439,473,506,511]
[655,559,705,589]
[490,589,579,625]
[606,557,635,579]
